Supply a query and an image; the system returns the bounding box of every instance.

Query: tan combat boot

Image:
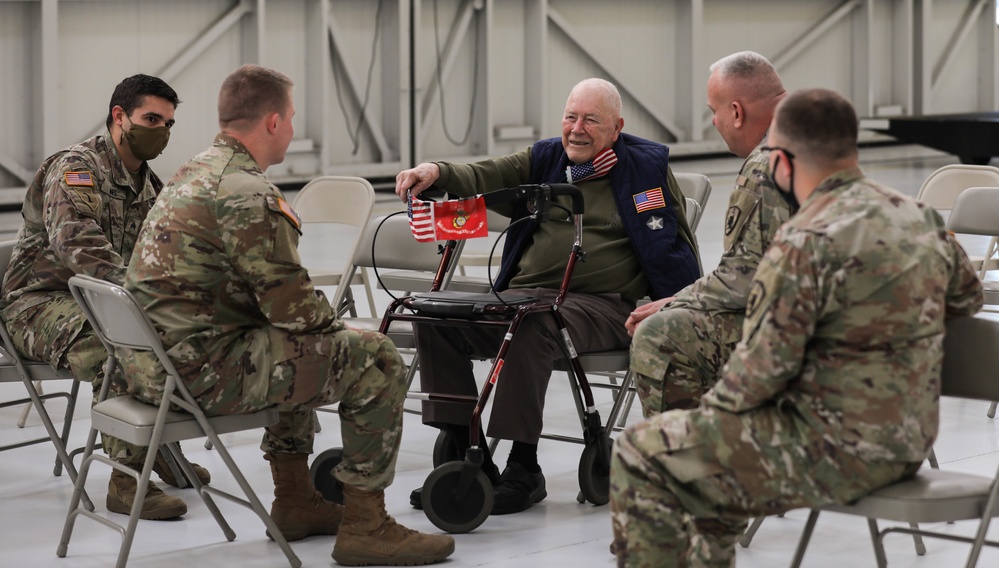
[152,447,212,488]
[332,484,455,566]
[265,452,344,541]
[106,469,188,520]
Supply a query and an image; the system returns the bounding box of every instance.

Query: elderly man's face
[561,88,622,165]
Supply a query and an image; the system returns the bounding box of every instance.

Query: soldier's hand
[395,163,441,201]
[625,296,674,336]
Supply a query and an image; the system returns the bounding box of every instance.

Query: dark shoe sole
[106,495,187,520]
[410,488,423,510]
[490,486,546,515]
[332,540,455,566]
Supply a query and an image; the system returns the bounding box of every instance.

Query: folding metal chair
[292,175,377,317]
[788,316,999,568]
[946,186,999,419]
[58,274,300,568]
[0,239,90,508]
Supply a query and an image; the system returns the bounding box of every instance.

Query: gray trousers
[414,287,633,444]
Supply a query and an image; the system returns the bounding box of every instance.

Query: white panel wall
[0,0,995,202]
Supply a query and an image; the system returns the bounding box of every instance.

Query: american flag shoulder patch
[633,187,666,213]
[64,171,94,187]
[276,197,302,231]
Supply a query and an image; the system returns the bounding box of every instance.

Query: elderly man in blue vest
[395,78,700,515]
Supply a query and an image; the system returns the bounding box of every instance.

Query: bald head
[707,51,786,158]
[561,78,625,164]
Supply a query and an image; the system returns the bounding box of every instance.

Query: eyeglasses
[760,146,795,160]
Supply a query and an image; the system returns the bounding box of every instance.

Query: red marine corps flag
[408,191,489,242]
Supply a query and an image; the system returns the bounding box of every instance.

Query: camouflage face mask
[122,116,171,161]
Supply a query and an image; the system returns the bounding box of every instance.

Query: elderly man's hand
[395,163,441,201]
[625,297,675,336]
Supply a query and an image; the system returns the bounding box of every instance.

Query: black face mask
[762,146,799,215]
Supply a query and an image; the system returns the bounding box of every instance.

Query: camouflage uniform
[1,130,160,464]
[610,168,984,567]
[123,134,407,492]
[631,146,789,417]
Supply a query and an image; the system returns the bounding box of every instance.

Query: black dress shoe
[410,464,500,510]
[491,462,546,515]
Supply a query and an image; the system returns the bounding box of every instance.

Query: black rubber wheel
[432,429,463,468]
[309,448,344,505]
[422,461,493,534]
[578,442,611,506]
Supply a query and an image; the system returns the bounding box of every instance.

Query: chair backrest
[291,175,376,225]
[915,164,999,210]
[684,197,703,232]
[942,316,999,401]
[946,186,999,236]
[330,213,451,310]
[675,172,712,211]
[67,275,168,359]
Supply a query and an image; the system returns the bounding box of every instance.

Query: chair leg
[197,430,302,568]
[867,518,889,568]
[164,441,235,541]
[57,421,104,559]
[788,510,820,568]
[16,380,42,427]
[928,446,940,469]
[908,522,927,555]
[988,401,997,419]
[740,516,766,548]
[156,444,189,489]
[19,377,92,509]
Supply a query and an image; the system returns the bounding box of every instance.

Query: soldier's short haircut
[105,75,181,129]
[774,88,858,162]
[218,65,294,130]
[709,51,784,102]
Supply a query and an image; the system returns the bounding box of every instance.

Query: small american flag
[64,171,93,187]
[408,191,436,242]
[565,148,618,184]
[633,187,666,213]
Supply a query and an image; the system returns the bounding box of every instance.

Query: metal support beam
[678,0,705,142]
[241,0,265,65]
[913,0,932,113]
[524,0,548,143]
[0,152,33,184]
[976,0,997,110]
[771,0,864,69]
[417,0,480,143]
[932,0,990,85]
[40,0,59,157]
[328,5,392,159]
[548,5,685,140]
[852,0,874,116]
[88,0,255,138]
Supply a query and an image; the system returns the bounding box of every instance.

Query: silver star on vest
[646,216,663,230]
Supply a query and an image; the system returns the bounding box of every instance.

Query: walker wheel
[423,461,493,534]
[309,448,344,505]
[578,442,611,506]
[432,430,463,467]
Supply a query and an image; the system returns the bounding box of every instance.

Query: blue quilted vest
[494,133,700,300]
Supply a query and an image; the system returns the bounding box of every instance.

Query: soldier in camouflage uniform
[610,89,984,567]
[0,74,207,521]
[627,51,790,417]
[123,64,454,566]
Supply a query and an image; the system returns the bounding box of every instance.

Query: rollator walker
[312,183,625,534]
